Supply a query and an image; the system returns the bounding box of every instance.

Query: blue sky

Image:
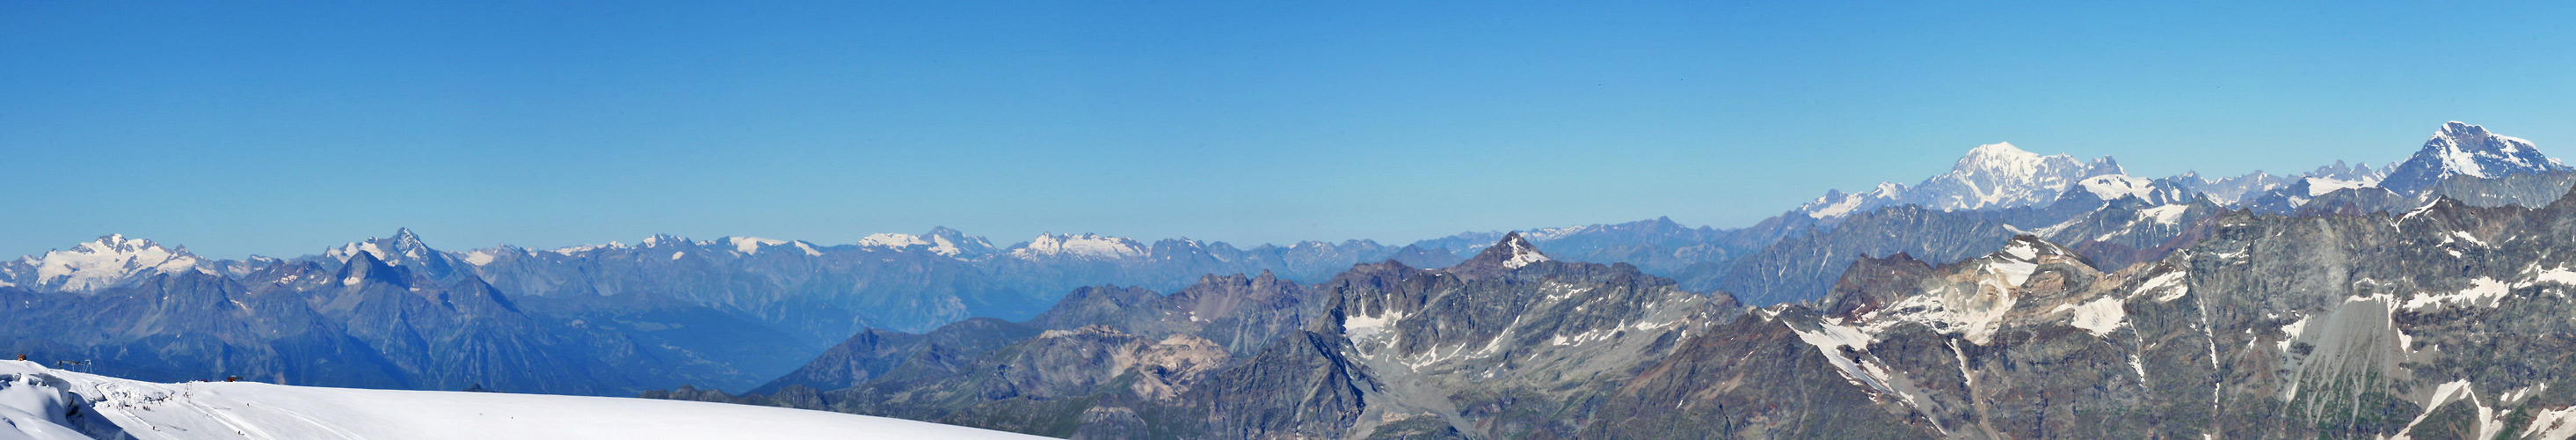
[7,1,2576,258]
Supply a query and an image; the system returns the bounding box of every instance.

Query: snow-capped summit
[2379,121,2570,194]
[1010,233,1146,260]
[1921,143,2125,210]
[319,228,492,281]
[1797,143,2125,218]
[1459,231,1551,270]
[13,234,206,292]
[859,227,999,258]
[923,227,999,257]
[724,237,820,256]
[326,228,441,266]
[859,233,930,248]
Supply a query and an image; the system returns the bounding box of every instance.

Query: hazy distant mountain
[1793,142,2125,219]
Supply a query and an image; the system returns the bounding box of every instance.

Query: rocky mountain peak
[326,228,444,266]
[1460,232,1550,270]
[332,249,406,288]
[389,228,437,259]
[390,227,424,246]
[2380,121,2569,194]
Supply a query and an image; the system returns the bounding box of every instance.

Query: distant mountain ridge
[656,182,2576,439]
[9,120,2573,401]
[9,122,2538,312]
[0,226,1476,395]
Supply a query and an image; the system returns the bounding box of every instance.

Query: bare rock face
[1580,187,2576,439]
[997,326,1230,401]
[1124,334,1227,401]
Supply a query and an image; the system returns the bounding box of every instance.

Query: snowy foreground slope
[0,361,1044,440]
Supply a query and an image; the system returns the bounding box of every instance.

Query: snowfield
[0,361,1045,440]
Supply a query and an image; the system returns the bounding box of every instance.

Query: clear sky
[8,1,2576,259]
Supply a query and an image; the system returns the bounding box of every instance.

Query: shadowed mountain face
[659,187,2576,439]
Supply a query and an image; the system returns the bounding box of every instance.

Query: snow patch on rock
[2137,205,2191,226]
[2303,177,2369,196]
[2079,174,2156,201]
[729,237,790,254]
[2055,297,2127,337]
[2402,277,2511,311]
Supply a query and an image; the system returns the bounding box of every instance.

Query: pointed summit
[327,229,443,265]
[1464,232,1551,270]
[333,248,404,287]
[388,228,435,260]
[2379,121,2569,194]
